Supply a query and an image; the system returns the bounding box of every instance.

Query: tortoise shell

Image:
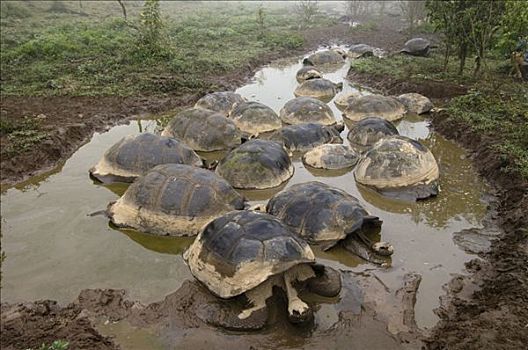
[108,164,245,236]
[184,210,315,298]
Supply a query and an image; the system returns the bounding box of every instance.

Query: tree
[117,0,127,20]
[344,0,369,18]
[294,0,319,29]
[399,1,426,37]
[139,0,164,50]
[495,0,528,56]
[256,5,266,39]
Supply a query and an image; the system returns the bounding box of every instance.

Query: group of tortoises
[89,44,438,329]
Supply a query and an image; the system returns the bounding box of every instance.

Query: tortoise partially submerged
[303,50,346,66]
[294,78,343,102]
[343,94,406,122]
[195,91,245,116]
[334,91,362,111]
[295,65,322,82]
[347,116,399,151]
[229,101,281,136]
[162,108,241,152]
[355,136,440,200]
[266,182,393,264]
[348,44,375,59]
[400,38,431,57]
[302,144,359,170]
[184,210,342,326]
[396,93,433,114]
[270,122,344,153]
[216,139,294,189]
[90,132,202,183]
[107,164,245,236]
[279,96,336,125]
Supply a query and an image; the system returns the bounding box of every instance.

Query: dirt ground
[2,18,527,350]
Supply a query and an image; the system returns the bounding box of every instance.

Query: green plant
[29,340,70,350]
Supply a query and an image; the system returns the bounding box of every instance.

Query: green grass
[0,1,333,97]
[0,117,50,157]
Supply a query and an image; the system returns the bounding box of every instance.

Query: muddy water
[1,50,489,342]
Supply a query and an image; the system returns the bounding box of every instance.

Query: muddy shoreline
[345,70,528,349]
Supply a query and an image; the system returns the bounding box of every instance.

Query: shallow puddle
[1,49,489,342]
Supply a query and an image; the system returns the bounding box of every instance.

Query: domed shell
[354,136,440,200]
[334,91,362,111]
[294,78,342,102]
[216,139,294,189]
[296,66,322,82]
[279,97,336,125]
[107,164,245,236]
[401,38,430,56]
[348,44,374,59]
[229,101,281,135]
[343,94,406,122]
[302,144,359,170]
[396,93,433,114]
[270,123,343,153]
[90,133,202,183]
[303,50,345,66]
[195,91,245,116]
[266,181,375,243]
[184,210,315,298]
[162,108,241,152]
[347,117,399,150]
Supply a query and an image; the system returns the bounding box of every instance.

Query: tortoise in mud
[162,108,241,152]
[302,144,359,170]
[194,91,245,116]
[347,44,375,59]
[400,38,431,57]
[294,78,343,102]
[334,91,362,111]
[270,122,344,153]
[107,164,245,236]
[279,96,336,125]
[184,210,342,327]
[302,49,346,66]
[347,116,399,151]
[396,93,433,114]
[295,65,322,82]
[216,139,294,190]
[343,94,406,122]
[355,136,440,201]
[89,132,202,183]
[266,181,393,265]
[229,101,281,136]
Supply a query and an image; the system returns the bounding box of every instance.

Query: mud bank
[344,71,527,349]
[1,271,424,350]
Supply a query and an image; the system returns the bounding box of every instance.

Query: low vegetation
[0,1,334,97]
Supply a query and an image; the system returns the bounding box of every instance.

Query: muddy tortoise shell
[184,210,315,298]
[401,38,430,56]
[216,139,294,189]
[270,123,343,153]
[279,96,336,126]
[228,101,281,135]
[194,91,245,116]
[347,116,399,150]
[302,144,359,170]
[348,44,375,58]
[162,108,242,152]
[343,94,406,122]
[266,181,377,244]
[303,50,345,66]
[295,66,323,82]
[294,78,342,102]
[107,164,245,236]
[90,132,202,183]
[354,136,439,200]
